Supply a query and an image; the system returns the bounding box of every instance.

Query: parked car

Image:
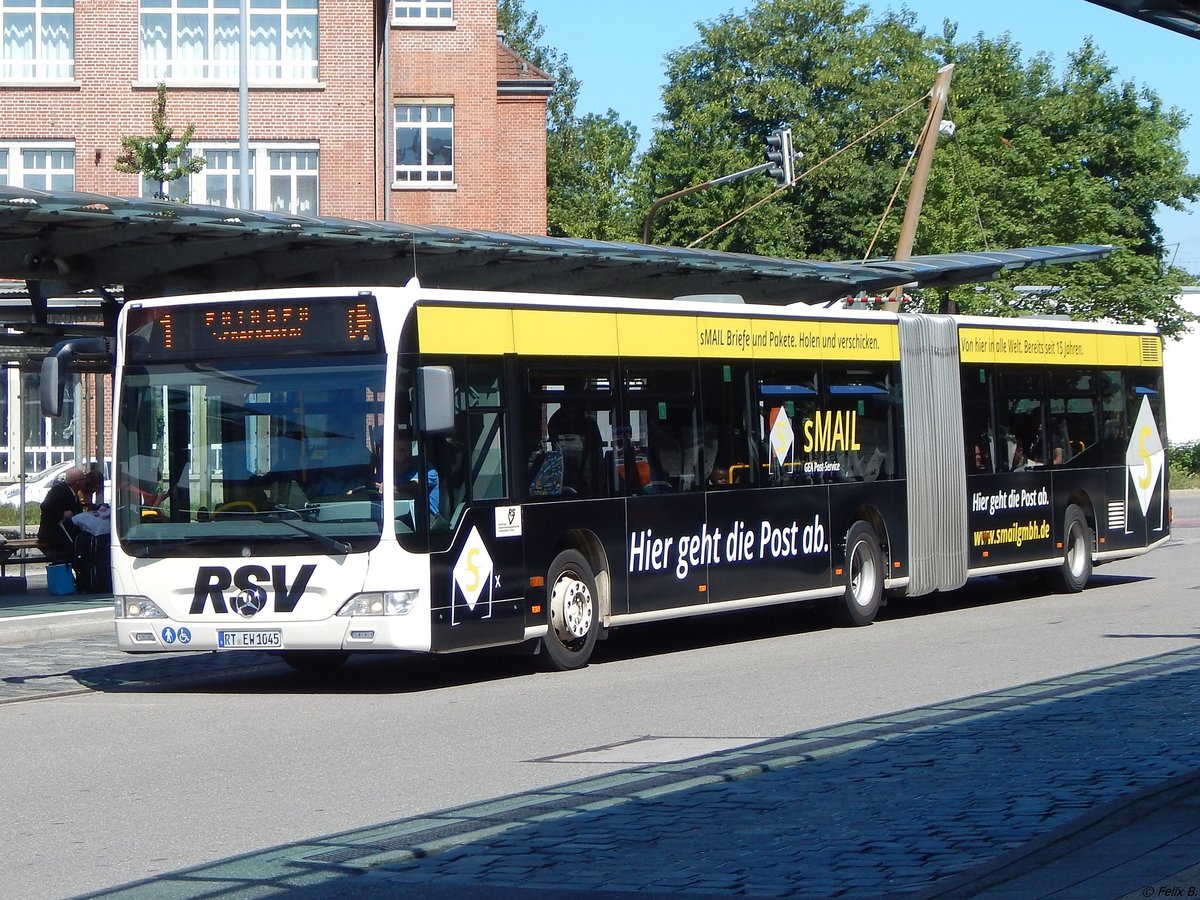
[0,459,111,507]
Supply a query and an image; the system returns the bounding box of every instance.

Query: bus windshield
[116,355,388,556]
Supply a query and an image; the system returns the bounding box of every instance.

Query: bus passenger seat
[528,450,563,497]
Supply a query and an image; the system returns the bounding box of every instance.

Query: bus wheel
[836,522,883,627]
[280,650,350,674]
[1053,504,1093,593]
[540,550,599,671]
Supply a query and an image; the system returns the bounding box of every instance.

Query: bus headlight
[337,590,418,617]
[115,596,166,619]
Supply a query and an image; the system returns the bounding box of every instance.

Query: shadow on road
[61,571,1162,696]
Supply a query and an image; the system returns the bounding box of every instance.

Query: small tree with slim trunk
[114,82,205,201]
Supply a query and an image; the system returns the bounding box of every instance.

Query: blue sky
[522,0,1200,272]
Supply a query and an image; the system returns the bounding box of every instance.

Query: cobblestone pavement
[67,644,1200,899]
[0,633,287,702]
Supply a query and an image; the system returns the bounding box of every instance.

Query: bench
[0,538,47,576]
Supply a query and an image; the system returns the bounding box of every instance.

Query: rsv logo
[190,565,317,615]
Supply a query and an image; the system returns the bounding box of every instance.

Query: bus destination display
[125,296,380,361]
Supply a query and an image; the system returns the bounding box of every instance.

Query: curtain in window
[41,5,71,78]
[177,12,206,79]
[140,14,170,80]
[284,17,315,80]
[212,11,238,80]
[2,12,34,78]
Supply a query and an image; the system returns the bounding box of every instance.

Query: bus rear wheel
[835,521,883,627]
[540,550,599,671]
[1052,504,1093,593]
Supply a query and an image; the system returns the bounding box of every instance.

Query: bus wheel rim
[850,540,877,608]
[1067,524,1086,577]
[551,571,593,643]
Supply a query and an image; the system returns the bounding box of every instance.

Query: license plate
[217,630,283,649]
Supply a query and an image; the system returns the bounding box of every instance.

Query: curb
[0,608,113,647]
[916,769,1200,898]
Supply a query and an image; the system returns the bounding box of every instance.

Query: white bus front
[109,290,440,660]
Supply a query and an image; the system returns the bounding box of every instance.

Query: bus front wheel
[1052,504,1093,593]
[540,550,599,671]
[836,521,883,627]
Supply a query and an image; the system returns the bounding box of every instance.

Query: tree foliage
[574,0,1196,335]
[114,83,205,201]
[497,0,640,239]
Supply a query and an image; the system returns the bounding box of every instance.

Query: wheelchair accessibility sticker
[161,626,192,645]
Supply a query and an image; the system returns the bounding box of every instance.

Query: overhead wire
[686,90,932,251]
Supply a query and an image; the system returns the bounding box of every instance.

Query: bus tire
[836,521,883,627]
[540,550,599,671]
[1053,504,1093,593]
[280,650,350,674]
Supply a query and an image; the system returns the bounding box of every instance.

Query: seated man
[37,466,85,562]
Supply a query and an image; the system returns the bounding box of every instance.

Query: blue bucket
[47,563,76,596]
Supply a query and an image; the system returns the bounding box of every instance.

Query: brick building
[0,0,550,485]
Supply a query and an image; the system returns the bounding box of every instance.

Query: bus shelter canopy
[0,185,1112,342]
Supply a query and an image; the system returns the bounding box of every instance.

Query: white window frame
[394,102,454,186]
[0,141,74,190]
[393,0,452,26]
[0,0,74,82]
[138,0,317,85]
[139,142,318,215]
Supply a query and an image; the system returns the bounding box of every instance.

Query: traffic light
[765,128,793,189]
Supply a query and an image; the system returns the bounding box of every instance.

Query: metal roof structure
[1085,0,1200,39]
[0,185,1113,354]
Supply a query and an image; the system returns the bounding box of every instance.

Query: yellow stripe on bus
[418,304,901,361]
[513,309,619,355]
[418,306,515,354]
[958,326,1157,367]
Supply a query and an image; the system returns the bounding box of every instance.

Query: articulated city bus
[47,281,1168,671]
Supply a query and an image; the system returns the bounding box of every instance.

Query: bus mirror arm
[40,337,112,418]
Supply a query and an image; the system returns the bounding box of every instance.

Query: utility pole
[238,0,251,210]
[884,63,954,312]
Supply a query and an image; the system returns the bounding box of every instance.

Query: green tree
[114,83,205,201]
[497,0,640,238]
[638,0,1200,334]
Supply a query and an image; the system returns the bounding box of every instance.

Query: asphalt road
[1,498,1197,898]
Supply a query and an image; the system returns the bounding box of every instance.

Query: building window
[139,143,318,215]
[0,143,74,189]
[1,0,73,81]
[393,1,452,24]
[394,104,453,184]
[139,0,317,84]
[269,149,318,214]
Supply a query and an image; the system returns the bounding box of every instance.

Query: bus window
[824,365,898,483]
[1098,370,1126,466]
[756,365,819,486]
[1049,369,1098,467]
[962,367,995,474]
[995,370,1045,471]
[699,363,754,488]
[623,365,700,493]
[465,363,506,502]
[525,366,614,500]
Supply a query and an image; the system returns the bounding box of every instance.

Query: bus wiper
[262,509,353,555]
[132,535,236,558]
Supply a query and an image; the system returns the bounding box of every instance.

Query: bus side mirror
[39,354,63,418]
[40,337,111,417]
[417,365,455,433]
